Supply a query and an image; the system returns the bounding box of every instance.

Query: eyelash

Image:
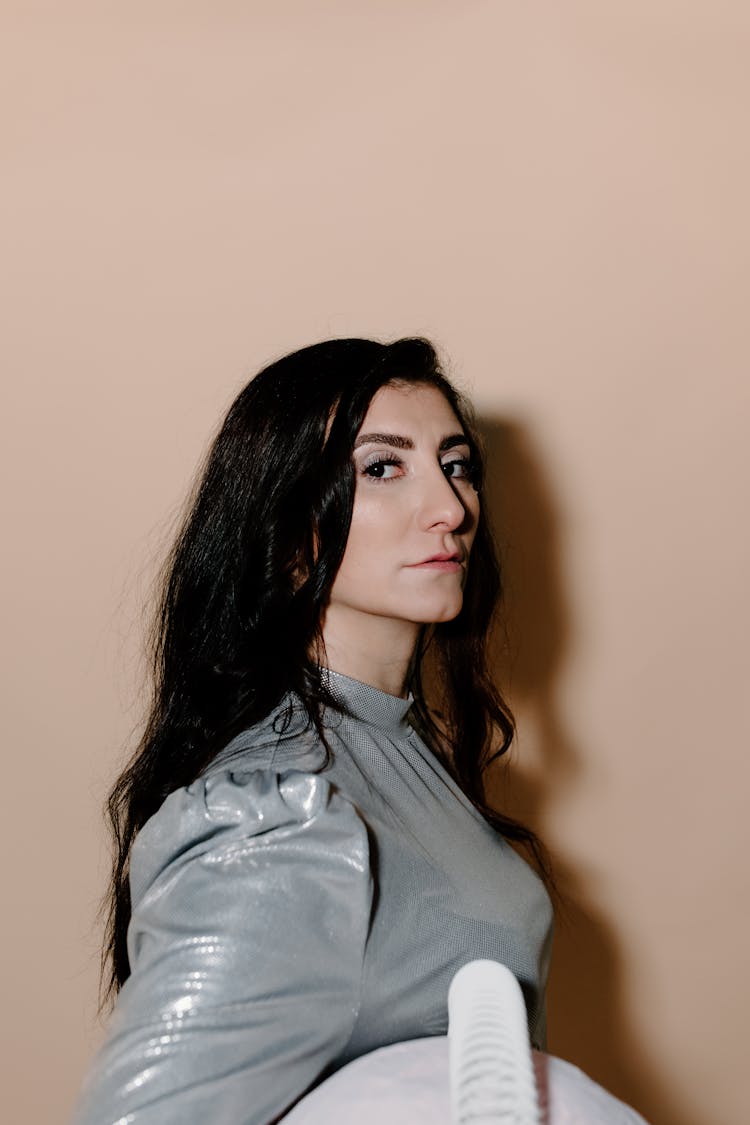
[360,455,477,484]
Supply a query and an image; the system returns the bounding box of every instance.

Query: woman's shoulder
[128,699,349,908]
[207,692,328,775]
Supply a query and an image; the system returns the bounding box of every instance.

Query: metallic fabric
[72,671,552,1124]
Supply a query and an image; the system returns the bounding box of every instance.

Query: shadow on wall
[477,417,698,1125]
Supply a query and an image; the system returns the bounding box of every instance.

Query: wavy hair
[102,337,550,1004]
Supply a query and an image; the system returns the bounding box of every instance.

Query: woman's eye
[362,457,403,480]
[442,457,475,481]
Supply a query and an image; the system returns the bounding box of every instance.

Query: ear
[289,526,319,592]
[290,556,307,592]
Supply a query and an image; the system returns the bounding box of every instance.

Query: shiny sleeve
[72,768,373,1125]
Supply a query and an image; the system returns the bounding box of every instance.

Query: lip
[409,553,463,572]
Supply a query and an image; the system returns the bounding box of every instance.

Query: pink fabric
[281,1037,649,1124]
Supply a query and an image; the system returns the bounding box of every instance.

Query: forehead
[358,381,462,433]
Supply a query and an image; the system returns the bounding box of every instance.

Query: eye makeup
[360,455,404,481]
[441,456,476,482]
[357,451,478,485]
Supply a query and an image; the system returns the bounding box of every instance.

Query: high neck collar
[322,668,414,737]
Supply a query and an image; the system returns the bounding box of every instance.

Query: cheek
[336,494,387,575]
[346,489,396,544]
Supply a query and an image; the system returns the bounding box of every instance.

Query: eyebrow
[353,431,470,453]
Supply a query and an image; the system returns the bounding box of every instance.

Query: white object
[281,1039,648,1124]
[448,959,540,1123]
[282,960,650,1124]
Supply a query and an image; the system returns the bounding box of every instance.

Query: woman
[73,337,553,1124]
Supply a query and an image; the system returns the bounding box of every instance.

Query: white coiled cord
[448,960,541,1125]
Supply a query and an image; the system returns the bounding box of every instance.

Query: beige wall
[2,4,748,1123]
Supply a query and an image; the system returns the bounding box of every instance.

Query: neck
[318,605,420,698]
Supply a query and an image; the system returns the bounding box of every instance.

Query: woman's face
[326,381,481,636]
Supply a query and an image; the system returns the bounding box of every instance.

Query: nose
[417,464,471,533]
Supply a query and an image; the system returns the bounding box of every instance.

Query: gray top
[73,671,553,1125]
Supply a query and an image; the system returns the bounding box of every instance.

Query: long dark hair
[102,336,551,1005]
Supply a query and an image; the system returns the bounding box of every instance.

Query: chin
[414,597,465,625]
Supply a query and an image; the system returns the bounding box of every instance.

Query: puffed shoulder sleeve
[72,768,373,1125]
